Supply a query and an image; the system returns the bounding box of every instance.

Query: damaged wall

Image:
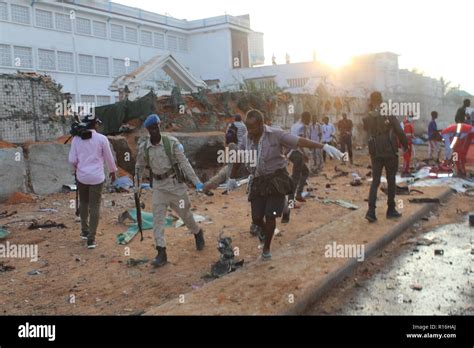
[0,73,69,144]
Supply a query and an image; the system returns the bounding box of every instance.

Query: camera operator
[68,115,118,249]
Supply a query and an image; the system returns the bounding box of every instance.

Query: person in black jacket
[363,92,409,223]
[454,99,470,124]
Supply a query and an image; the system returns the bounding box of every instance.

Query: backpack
[225,123,238,145]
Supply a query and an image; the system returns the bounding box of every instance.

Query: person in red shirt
[402,115,414,177]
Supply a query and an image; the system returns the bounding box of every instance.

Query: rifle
[74,174,80,217]
[133,170,144,242]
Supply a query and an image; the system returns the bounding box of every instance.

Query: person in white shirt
[321,116,336,162]
[309,115,324,173]
[233,114,247,147]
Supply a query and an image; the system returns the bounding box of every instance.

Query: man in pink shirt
[68,115,117,249]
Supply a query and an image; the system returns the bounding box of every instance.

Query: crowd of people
[67,92,472,265]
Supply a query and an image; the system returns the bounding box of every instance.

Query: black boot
[194,229,205,251]
[281,211,290,224]
[151,246,167,267]
[386,208,402,219]
[365,209,377,223]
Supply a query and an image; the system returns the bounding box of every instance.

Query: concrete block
[28,143,74,196]
[0,148,27,202]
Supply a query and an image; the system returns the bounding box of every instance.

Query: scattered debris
[126,258,149,267]
[27,270,41,276]
[0,211,17,219]
[62,184,77,192]
[416,237,441,246]
[409,198,441,204]
[350,173,362,186]
[410,284,423,291]
[434,249,444,256]
[28,220,66,230]
[321,199,359,210]
[210,232,244,278]
[38,208,58,213]
[0,262,15,272]
[175,214,208,228]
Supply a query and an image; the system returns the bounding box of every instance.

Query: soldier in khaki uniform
[135,114,205,267]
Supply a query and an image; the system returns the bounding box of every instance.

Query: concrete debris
[0,262,15,272]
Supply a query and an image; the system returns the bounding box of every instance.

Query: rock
[410,284,423,291]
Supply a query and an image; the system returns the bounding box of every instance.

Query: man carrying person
[68,115,118,249]
[227,109,344,260]
[321,116,336,162]
[135,114,205,267]
[428,111,442,162]
[337,113,354,164]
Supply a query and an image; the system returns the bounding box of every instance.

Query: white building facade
[0,0,264,104]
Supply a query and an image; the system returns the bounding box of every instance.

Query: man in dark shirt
[363,92,408,223]
[337,113,354,164]
[455,99,471,123]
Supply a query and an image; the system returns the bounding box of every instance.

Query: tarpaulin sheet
[95,91,157,135]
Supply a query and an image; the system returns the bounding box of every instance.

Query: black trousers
[339,134,353,163]
[368,156,398,211]
[288,151,309,199]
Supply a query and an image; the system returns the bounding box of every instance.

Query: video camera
[70,120,92,140]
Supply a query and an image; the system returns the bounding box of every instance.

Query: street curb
[283,187,455,315]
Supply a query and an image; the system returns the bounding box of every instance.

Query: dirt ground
[0,145,472,315]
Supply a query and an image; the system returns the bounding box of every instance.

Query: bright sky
[115,0,474,94]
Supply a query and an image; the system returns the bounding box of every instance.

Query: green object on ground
[116,209,174,245]
[0,227,10,239]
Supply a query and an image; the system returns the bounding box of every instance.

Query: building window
[125,27,137,43]
[38,49,56,70]
[128,60,139,72]
[92,20,107,38]
[287,78,309,88]
[113,58,126,76]
[75,17,91,35]
[0,2,8,21]
[80,95,95,104]
[95,56,109,76]
[96,95,111,106]
[153,32,165,49]
[178,37,187,52]
[55,12,71,31]
[0,44,11,66]
[57,51,74,72]
[35,9,53,29]
[111,24,124,41]
[78,54,93,74]
[167,35,177,51]
[140,30,152,46]
[11,4,30,25]
[13,46,33,68]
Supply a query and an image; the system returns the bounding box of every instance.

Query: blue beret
[144,114,161,127]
